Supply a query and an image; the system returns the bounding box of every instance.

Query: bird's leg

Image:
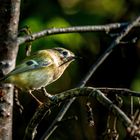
[41,87,54,101]
[29,90,43,106]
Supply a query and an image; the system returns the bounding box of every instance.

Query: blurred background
[13,0,140,139]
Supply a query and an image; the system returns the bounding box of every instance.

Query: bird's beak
[67,56,77,61]
[59,56,77,67]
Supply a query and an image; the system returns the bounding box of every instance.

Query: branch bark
[17,22,129,45]
[24,87,140,140]
[0,0,20,139]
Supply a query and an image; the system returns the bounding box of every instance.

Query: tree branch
[24,87,140,140]
[98,87,140,97]
[17,22,129,45]
[0,0,20,139]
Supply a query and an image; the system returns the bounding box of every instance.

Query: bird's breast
[7,67,54,90]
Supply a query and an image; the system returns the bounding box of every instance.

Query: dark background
[13,0,140,139]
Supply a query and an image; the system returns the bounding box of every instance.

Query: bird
[0,47,75,104]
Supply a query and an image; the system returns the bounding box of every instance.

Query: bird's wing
[6,56,53,76]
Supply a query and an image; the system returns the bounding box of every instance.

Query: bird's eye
[62,51,68,57]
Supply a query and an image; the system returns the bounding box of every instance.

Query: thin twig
[17,22,129,45]
[97,88,140,97]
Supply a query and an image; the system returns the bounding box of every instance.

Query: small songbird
[0,47,75,104]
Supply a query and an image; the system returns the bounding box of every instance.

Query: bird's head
[50,47,76,68]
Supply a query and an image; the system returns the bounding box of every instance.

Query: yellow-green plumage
[1,48,75,91]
